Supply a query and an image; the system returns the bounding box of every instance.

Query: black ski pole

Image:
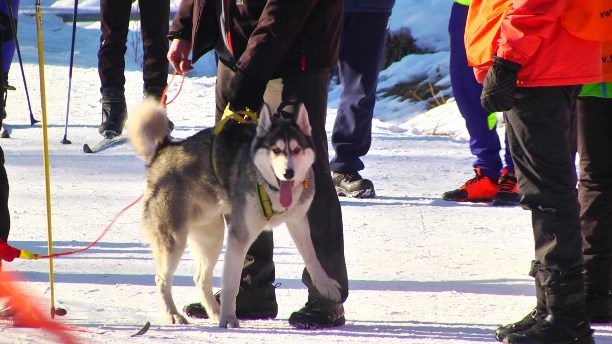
[60,0,79,144]
[7,0,39,125]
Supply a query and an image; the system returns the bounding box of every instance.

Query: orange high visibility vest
[560,1,612,41]
[560,0,612,81]
[464,0,512,67]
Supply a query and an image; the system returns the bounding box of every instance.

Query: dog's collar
[255,173,310,220]
[256,182,285,220]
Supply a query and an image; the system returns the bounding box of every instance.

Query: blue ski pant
[0,0,19,74]
[449,2,513,180]
[330,10,391,173]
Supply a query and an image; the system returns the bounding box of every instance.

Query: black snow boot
[99,87,127,136]
[183,255,278,320]
[496,262,548,342]
[504,270,594,344]
[585,289,612,324]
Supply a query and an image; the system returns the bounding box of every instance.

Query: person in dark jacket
[0,145,10,253]
[0,0,19,124]
[576,82,612,324]
[167,0,348,329]
[0,145,41,272]
[96,0,170,138]
[442,0,518,206]
[329,0,395,199]
[470,0,601,342]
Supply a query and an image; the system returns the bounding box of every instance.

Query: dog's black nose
[284,169,294,179]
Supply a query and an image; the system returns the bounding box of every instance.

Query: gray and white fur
[127,99,341,328]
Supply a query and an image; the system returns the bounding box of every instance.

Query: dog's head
[251,104,315,208]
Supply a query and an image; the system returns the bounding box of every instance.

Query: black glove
[227,68,267,112]
[480,56,522,112]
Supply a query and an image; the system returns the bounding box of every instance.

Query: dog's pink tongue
[279,180,294,208]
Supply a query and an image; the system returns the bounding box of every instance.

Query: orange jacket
[468,0,601,87]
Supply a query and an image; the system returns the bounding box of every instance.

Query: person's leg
[329,11,389,199]
[503,86,593,343]
[0,146,9,243]
[138,0,169,95]
[576,96,612,323]
[449,3,502,179]
[263,70,348,328]
[183,62,277,320]
[0,0,19,121]
[330,11,389,173]
[97,0,131,136]
[0,0,19,74]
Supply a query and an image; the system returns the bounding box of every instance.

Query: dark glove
[480,56,522,112]
[227,68,267,112]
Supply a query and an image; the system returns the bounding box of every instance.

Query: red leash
[161,71,186,106]
[40,195,143,259]
[39,72,187,259]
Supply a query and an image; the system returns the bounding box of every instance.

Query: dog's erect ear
[256,103,273,137]
[294,104,312,137]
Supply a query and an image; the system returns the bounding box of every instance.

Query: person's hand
[19,250,41,260]
[167,38,193,74]
[227,68,267,112]
[480,56,522,112]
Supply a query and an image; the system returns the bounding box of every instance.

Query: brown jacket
[169,0,343,83]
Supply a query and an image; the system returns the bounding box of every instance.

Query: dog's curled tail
[127,98,169,162]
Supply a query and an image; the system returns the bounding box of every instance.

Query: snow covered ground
[1,2,611,343]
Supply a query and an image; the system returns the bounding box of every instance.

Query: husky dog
[128,100,341,328]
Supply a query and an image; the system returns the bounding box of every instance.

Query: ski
[83,132,127,153]
[131,321,151,337]
[1,123,12,138]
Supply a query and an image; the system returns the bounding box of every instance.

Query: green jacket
[453,0,470,5]
[580,83,612,98]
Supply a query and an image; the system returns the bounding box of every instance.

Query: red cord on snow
[40,195,143,259]
[38,72,187,259]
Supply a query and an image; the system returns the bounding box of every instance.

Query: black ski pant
[577,96,612,293]
[98,0,169,93]
[505,85,583,277]
[215,62,349,303]
[0,146,9,242]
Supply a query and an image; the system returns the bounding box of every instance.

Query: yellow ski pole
[34,0,58,319]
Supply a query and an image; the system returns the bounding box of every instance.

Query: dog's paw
[314,277,342,302]
[219,314,240,329]
[167,313,189,325]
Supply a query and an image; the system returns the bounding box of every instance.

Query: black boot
[183,255,278,320]
[496,262,548,342]
[182,283,278,320]
[585,289,612,324]
[99,87,127,136]
[288,301,345,329]
[504,270,594,344]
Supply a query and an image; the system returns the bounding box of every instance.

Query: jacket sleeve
[236,0,321,82]
[168,0,195,41]
[497,0,567,65]
[0,239,21,262]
